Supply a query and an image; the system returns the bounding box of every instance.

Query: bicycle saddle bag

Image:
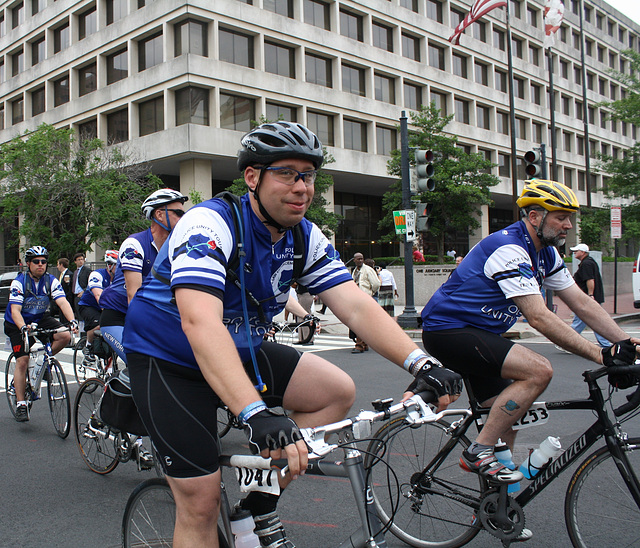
[100,368,147,436]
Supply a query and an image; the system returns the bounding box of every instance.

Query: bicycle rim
[565,437,640,548]
[5,353,19,417]
[273,325,296,346]
[217,405,233,438]
[47,359,71,438]
[366,417,482,548]
[122,478,175,548]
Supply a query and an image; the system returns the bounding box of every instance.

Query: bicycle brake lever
[404,394,437,425]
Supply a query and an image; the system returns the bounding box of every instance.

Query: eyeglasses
[31,259,47,265]
[263,167,317,186]
[165,208,186,217]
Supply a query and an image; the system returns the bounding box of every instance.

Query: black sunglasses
[165,208,186,217]
[31,259,48,265]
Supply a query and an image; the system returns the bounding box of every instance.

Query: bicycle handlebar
[584,362,640,417]
[21,323,72,353]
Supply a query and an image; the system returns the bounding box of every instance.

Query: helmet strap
[534,209,557,247]
[250,167,293,234]
[152,206,173,232]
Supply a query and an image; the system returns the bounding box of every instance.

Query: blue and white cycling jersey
[123,193,352,369]
[4,272,66,325]
[99,229,158,314]
[78,268,112,310]
[421,220,574,334]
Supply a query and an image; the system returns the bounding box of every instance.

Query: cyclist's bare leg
[166,471,222,547]
[13,354,29,402]
[51,331,71,355]
[474,343,552,448]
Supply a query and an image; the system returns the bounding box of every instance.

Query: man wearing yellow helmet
[420,179,639,511]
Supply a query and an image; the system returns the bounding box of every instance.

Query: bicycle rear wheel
[122,477,230,548]
[47,358,71,438]
[74,378,119,474]
[565,437,640,548]
[366,416,482,548]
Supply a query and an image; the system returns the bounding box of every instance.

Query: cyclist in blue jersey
[4,246,78,422]
[421,180,639,497]
[99,188,188,361]
[78,250,118,368]
[123,122,462,548]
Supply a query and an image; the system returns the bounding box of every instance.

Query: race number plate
[512,402,549,430]
[235,467,281,495]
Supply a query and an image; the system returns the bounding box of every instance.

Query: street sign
[611,206,622,239]
[393,210,406,235]
[405,210,416,241]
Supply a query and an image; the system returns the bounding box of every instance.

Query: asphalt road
[1,325,639,547]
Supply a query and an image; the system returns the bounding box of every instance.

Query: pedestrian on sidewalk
[377,262,399,321]
[350,253,380,353]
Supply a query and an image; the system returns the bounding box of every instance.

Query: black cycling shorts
[422,327,514,403]
[79,305,101,331]
[127,341,302,478]
[4,314,65,358]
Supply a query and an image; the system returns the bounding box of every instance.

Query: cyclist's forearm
[57,298,76,324]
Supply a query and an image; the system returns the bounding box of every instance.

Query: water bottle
[28,352,37,383]
[494,440,520,493]
[230,509,260,548]
[519,436,562,479]
[32,354,45,383]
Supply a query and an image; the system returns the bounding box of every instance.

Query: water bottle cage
[523,449,552,477]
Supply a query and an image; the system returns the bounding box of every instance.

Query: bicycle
[265,315,320,346]
[72,329,118,384]
[4,323,72,438]
[121,392,451,548]
[364,362,640,548]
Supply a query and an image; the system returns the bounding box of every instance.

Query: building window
[493,28,505,51]
[431,90,447,115]
[0,59,4,83]
[266,102,296,122]
[562,95,571,115]
[31,86,45,116]
[54,22,70,53]
[564,168,573,189]
[400,0,418,12]
[79,7,97,40]
[305,53,332,87]
[78,119,97,142]
[220,93,254,131]
[497,111,509,134]
[452,53,467,78]
[139,32,163,71]
[498,152,510,177]
[376,126,397,155]
[428,44,445,70]
[107,108,128,143]
[574,65,581,85]
[513,76,525,99]
[562,131,571,152]
[12,2,24,29]
[264,0,293,17]
[477,104,490,130]
[515,116,526,139]
[342,63,365,96]
[529,45,540,66]
[31,37,45,66]
[511,37,523,59]
[533,122,543,143]
[372,21,393,52]
[454,98,469,124]
[509,0,521,18]
[265,41,295,78]
[219,28,253,68]
[0,105,4,130]
[402,32,420,62]
[374,73,395,103]
[12,48,24,76]
[473,21,487,42]
[307,111,334,146]
[344,119,367,151]
[12,96,23,124]
[576,100,583,120]
[107,47,127,84]
[0,14,5,38]
[175,19,208,57]
[304,0,330,30]
[527,7,538,27]
[426,0,443,23]
[107,0,127,25]
[495,69,507,93]
[450,8,465,29]
[31,0,45,15]
[404,82,422,110]
[176,86,209,126]
[139,96,164,136]
[78,62,97,96]
[340,9,363,42]
[53,75,69,106]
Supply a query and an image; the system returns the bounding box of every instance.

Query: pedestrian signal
[416,203,434,232]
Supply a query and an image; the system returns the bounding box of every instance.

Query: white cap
[569,243,589,253]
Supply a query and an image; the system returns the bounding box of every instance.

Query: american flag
[544,0,565,48]
[449,0,507,45]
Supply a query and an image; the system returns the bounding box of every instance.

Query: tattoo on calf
[500,399,521,416]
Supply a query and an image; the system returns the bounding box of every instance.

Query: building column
[179,158,212,205]
[469,204,490,249]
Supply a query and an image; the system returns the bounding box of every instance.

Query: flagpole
[579,0,592,207]
[547,48,558,180]
[505,3,520,220]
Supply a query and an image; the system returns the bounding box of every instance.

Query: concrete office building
[0,0,637,263]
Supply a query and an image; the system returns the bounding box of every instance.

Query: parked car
[634,251,640,309]
[0,271,19,313]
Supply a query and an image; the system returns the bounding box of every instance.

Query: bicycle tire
[565,436,640,548]
[73,335,94,384]
[74,378,119,474]
[217,404,234,438]
[47,358,71,438]
[365,416,482,548]
[5,352,34,418]
[122,477,230,548]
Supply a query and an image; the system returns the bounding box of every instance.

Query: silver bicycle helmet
[104,250,119,264]
[25,246,48,262]
[141,188,189,220]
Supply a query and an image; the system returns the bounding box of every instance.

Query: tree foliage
[0,124,162,260]
[380,104,500,260]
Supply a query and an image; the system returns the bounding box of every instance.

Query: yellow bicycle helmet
[516,180,579,212]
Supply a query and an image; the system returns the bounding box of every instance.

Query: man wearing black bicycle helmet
[4,246,78,422]
[123,121,462,548]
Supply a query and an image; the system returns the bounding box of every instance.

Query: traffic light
[415,202,434,232]
[414,150,435,192]
[524,149,542,179]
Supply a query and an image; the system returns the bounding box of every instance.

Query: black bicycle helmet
[25,246,48,262]
[237,122,324,171]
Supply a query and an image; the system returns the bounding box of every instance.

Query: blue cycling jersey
[4,272,66,325]
[123,193,351,369]
[421,220,574,334]
[99,228,158,314]
[78,268,113,310]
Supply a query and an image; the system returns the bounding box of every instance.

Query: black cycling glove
[602,339,637,367]
[244,409,303,455]
[406,365,463,399]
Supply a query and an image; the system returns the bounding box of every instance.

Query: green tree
[380,104,500,261]
[577,207,612,254]
[0,124,161,260]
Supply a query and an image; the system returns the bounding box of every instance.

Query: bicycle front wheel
[73,335,102,384]
[74,378,119,474]
[565,437,640,548]
[366,416,482,548]
[47,358,71,438]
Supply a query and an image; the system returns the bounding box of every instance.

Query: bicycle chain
[477,492,525,541]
